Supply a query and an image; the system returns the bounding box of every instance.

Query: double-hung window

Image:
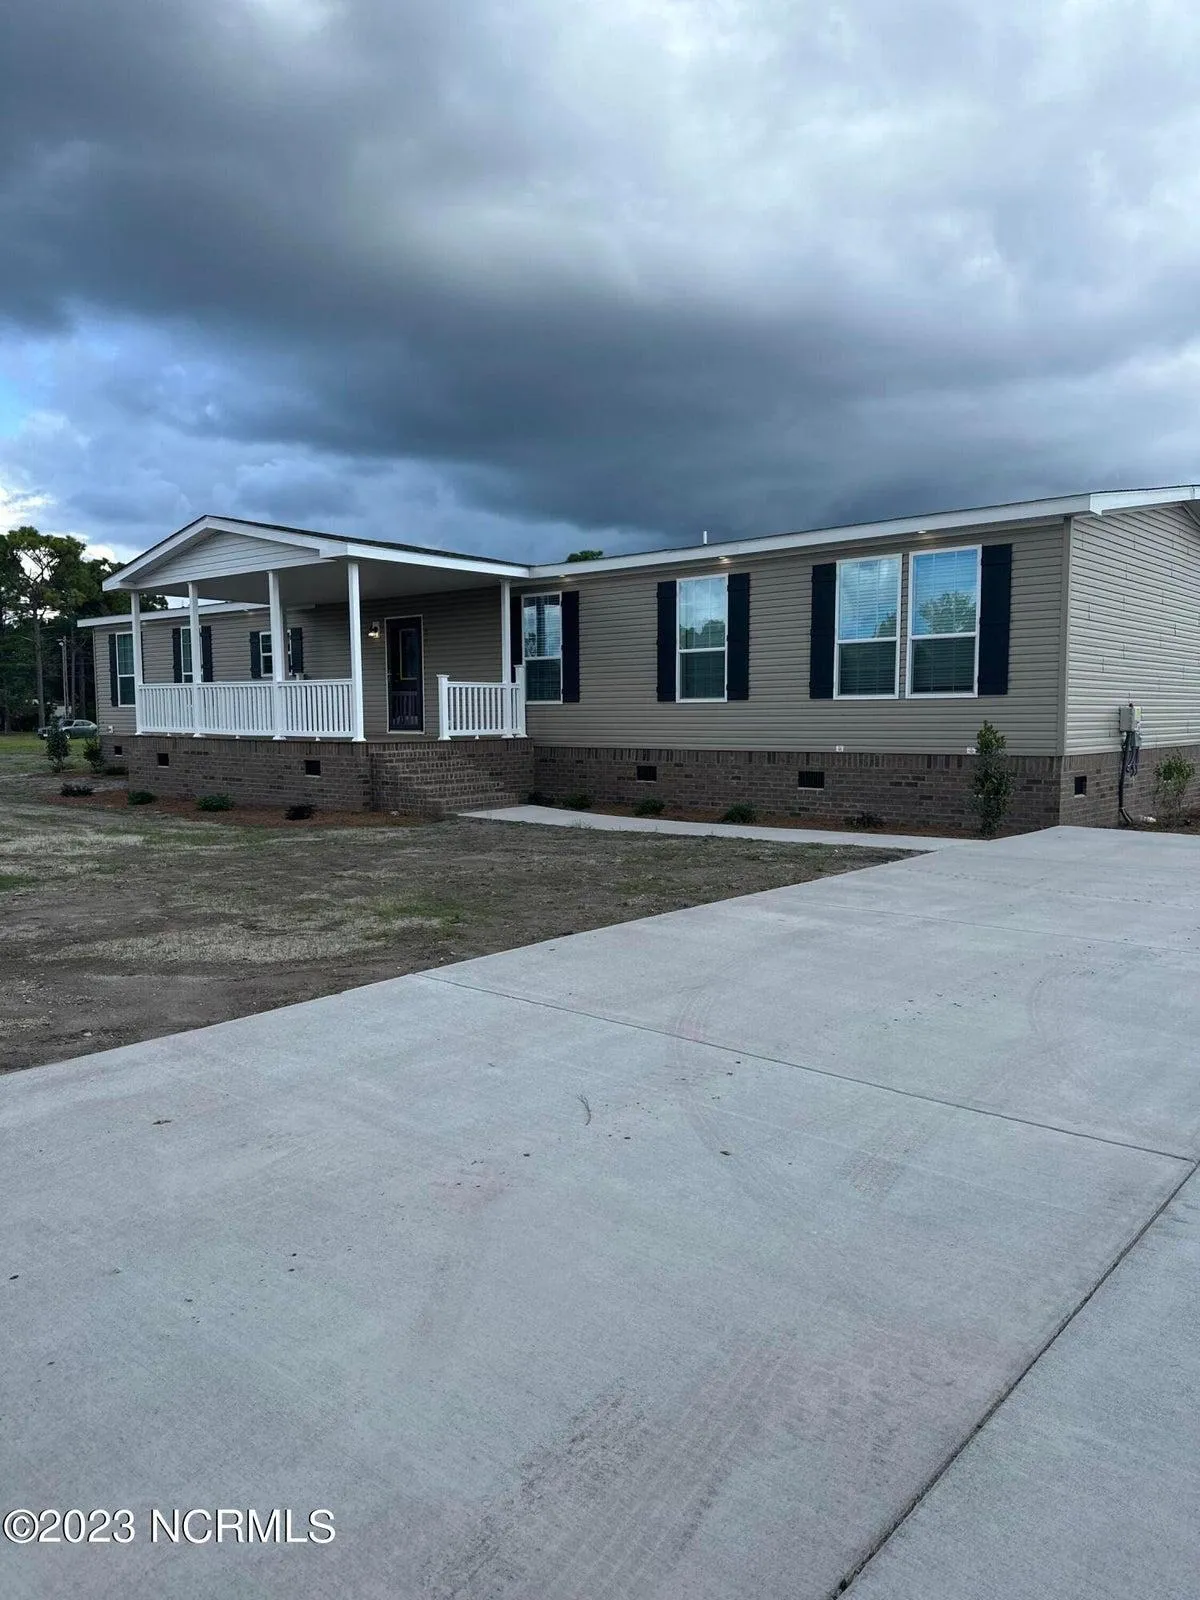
[114,631,136,706]
[522,594,563,702]
[908,547,980,695]
[835,556,900,696]
[258,630,274,678]
[678,575,727,700]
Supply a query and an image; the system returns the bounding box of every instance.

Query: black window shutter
[200,626,213,683]
[509,593,523,676]
[108,632,119,704]
[250,632,262,679]
[726,572,750,700]
[978,543,1013,696]
[809,563,836,699]
[171,627,183,683]
[288,626,304,675]
[561,590,580,702]
[656,581,677,702]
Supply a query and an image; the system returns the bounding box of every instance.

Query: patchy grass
[0,772,908,1073]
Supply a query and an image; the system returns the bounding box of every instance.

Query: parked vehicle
[38,719,99,740]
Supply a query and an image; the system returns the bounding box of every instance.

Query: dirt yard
[0,735,906,1072]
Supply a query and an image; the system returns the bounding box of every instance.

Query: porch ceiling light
[367,620,382,640]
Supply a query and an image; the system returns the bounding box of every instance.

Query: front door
[386,617,424,732]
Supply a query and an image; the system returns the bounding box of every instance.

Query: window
[636,764,658,782]
[522,594,562,702]
[678,575,727,700]
[835,557,900,696]
[179,629,195,683]
[114,632,136,706]
[909,547,980,695]
[797,770,825,790]
[258,630,274,678]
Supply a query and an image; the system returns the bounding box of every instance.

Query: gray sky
[2,0,1198,563]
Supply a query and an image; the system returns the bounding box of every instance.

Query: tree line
[0,526,164,730]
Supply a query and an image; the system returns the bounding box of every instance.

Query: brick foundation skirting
[1061,742,1200,827]
[118,735,1200,832]
[533,746,1063,834]
[122,735,535,816]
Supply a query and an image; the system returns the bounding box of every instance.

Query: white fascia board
[338,541,532,579]
[527,499,1094,580]
[1087,486,1200,515]
[77,601,268,628]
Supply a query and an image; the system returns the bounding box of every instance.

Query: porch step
[367,740,533,818]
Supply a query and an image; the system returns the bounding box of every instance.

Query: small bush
[972,721,1013,837]
[1154,753,1196,827]
[561,792,593,810]
[721,802,757,825]
[127,790,156,806]
[82,738,105,773]
[45,723,70,772]
[196,793,235,812]
[633,796,665,817]
[845,811,884,830]
[104,763,128,776]
[60,782,94,797]
[285,803,314,821]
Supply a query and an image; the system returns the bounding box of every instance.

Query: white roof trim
[77,600,269,628]
[527,487,1200,580]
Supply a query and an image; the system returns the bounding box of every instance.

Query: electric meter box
[1118,703,1143,734]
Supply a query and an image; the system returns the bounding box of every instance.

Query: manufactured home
[83,487,1200,829]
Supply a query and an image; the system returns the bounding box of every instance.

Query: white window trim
[179,628,195,684]
[676,574,728,703]
[905,545,981,699]
[833,555,901,700]
[257,629,274,678]
[114,630,136,707]
[521,591,564,705]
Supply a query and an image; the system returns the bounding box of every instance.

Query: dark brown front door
[386,617,424,732]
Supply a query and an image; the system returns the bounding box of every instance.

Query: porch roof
[103,514,531,604]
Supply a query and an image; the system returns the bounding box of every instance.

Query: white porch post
[187,582,203,736]
[347,560,366,742]
[130,590,144,734]
[268,569,287,740]
[437,675,451,740]
[499,579,514,737]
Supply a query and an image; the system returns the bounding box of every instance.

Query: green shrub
[1154,753,1196,826]
[285,803,314,821]
[45,723,70,772]
[972,721,1013,837]
[721,802,757,825]
[196,793,235,812]
[561,792,593,810]
[60,782,94,797]
[127,790,156,806]
[82,738,105,773]
[633,796,665,817]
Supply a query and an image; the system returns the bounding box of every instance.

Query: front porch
[135,670,527,742]
[106,514,533,743]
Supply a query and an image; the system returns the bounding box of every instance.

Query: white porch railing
[438,668,526,739]
[137,680,355,739]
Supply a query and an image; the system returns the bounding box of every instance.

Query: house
[82,487,1200,829]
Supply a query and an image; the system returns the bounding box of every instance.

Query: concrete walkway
[3,826,1199,1598]
[463,801,967,850]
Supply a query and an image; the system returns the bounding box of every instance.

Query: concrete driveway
[2,826,1198,1598]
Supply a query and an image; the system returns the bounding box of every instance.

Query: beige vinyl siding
[525,522,1066,755]
[1066,505,1200,753]
[145,533,320,587]
[294,586,503,737]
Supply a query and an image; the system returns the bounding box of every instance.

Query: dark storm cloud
[2,0,1200,557]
